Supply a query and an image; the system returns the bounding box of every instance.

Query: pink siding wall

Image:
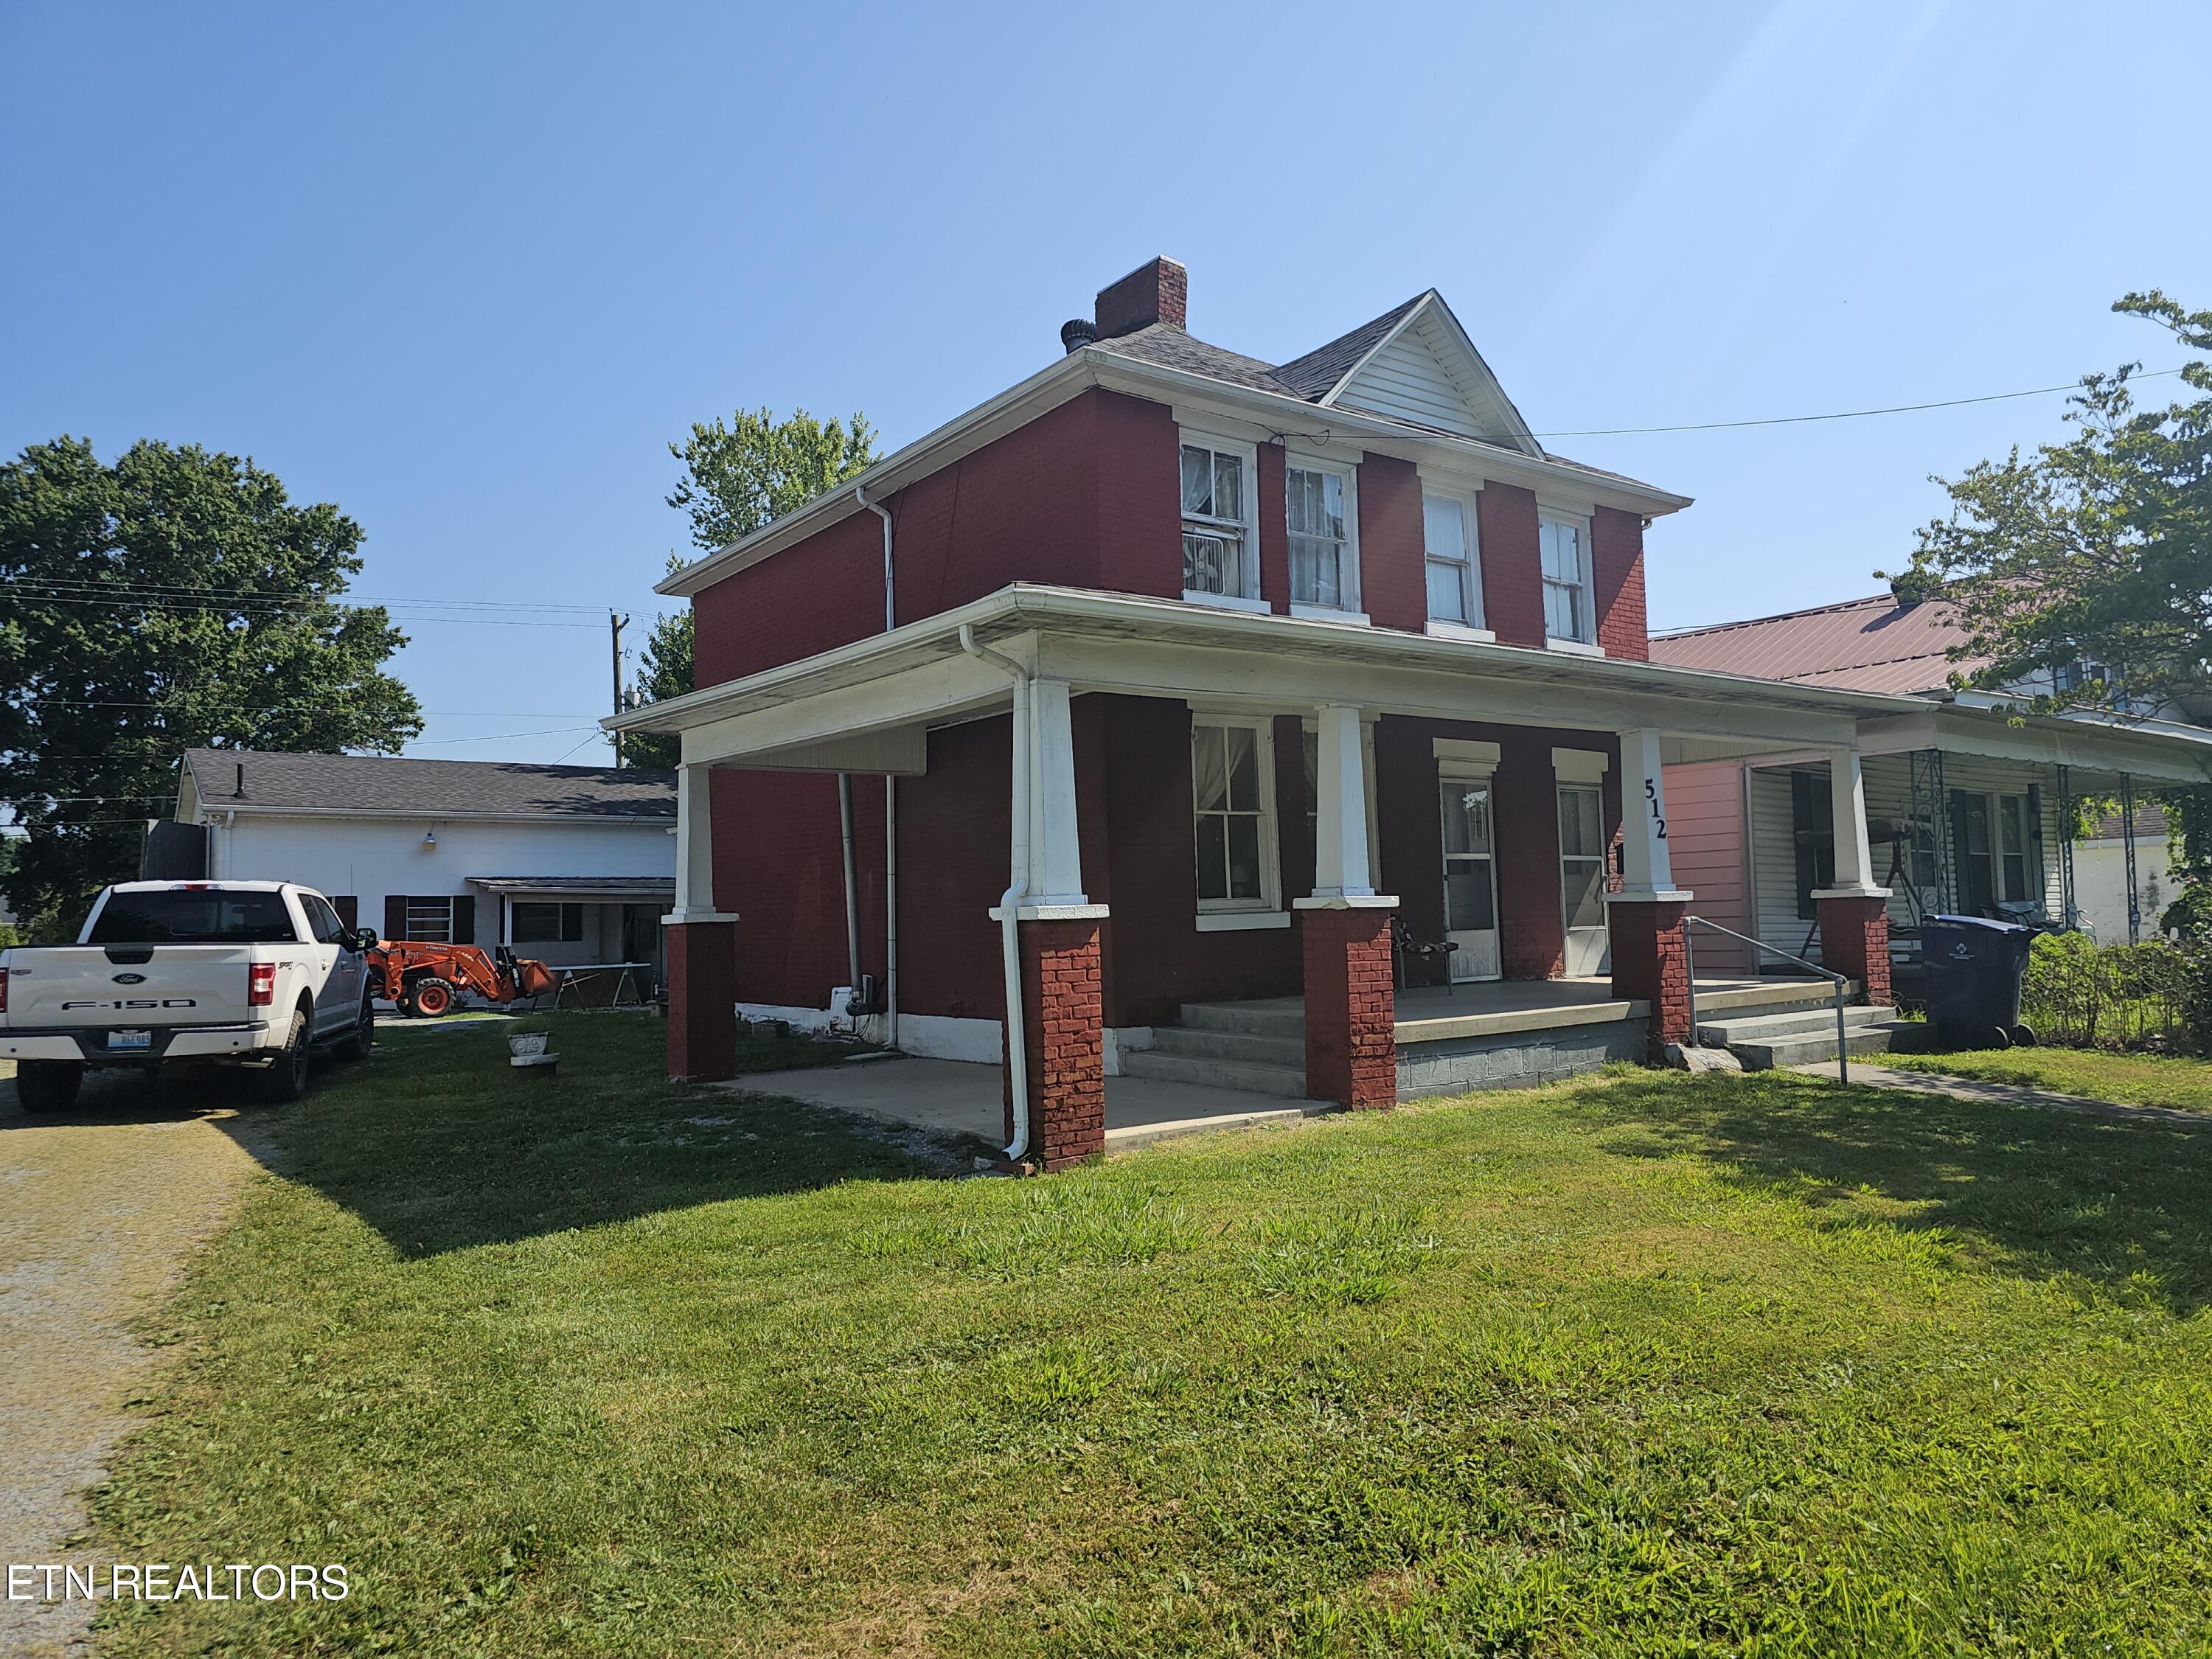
[1660,760,1753,971]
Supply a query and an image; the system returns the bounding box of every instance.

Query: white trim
[1551,746,1610,783]
[662,909,739,925]
[988,902,1111,921]
[1810,886,1893,901]
[1539,509,1596,647]
[1183,588,1273,615]
[1313,291,1545,458]
[1195,910,1293,932]
[1545,637,1605,658]
[1190,712,1283,916]
[1603,888,1694,905]
[1178,427,1263,604]
[1289,604,1371,625]
[1434,737,1503,771]
[1293,893,1399,909]
[1419,481,1484,630]
[1284,451,1362,615]
[1425,619,1495,643]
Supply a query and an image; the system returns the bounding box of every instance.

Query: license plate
[108,1029,153,1051]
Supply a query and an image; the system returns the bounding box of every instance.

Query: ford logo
[112,973,147,984]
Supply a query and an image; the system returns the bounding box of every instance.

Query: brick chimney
[1094,257,1186,338]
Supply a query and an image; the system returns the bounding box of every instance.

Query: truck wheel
[338,991,375,1062]
[253,1009,312,1104]
[15,1060,84,1113]
[411,978,456,1018]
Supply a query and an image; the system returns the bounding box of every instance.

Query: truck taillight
[249,963,276,1006]
[0,970,8,1015]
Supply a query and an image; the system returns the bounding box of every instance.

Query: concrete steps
[1697,1003,1907,1070]
[1123,1001,1308,1099]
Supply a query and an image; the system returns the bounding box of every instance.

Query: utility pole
[610,611,629,768]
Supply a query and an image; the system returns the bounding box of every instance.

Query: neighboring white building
[2074,804,2171,944]
[164,750,676,982]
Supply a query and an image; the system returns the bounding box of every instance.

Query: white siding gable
[1337,313,1512,442]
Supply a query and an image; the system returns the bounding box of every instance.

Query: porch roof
[608,584,1940,774]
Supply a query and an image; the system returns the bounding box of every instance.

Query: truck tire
[15,1060,84,1113]
[338,990,375,1062]
[253,1009,312,1104]
[410,978,456,1018]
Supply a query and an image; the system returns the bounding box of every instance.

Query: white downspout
[959,622,1032,1163]
[857,484,899,1050]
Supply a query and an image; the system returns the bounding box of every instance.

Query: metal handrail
[1683,915,1854,1087]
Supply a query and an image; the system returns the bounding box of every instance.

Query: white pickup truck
[0,880,378,1113]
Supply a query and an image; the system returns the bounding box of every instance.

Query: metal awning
[467,876,675,898]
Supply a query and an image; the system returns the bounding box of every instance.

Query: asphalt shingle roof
[1088,323,1295,394]
[182,749,675,820]
[1271,294,1427,401]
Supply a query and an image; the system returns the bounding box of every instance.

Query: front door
[1559,784,1610,976]
[1439,776,1500,981]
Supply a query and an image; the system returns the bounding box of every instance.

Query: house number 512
[1644,778,1668,840]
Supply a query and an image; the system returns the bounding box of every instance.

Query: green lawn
[1886,1046,2212,1113]
[90,1015,2212,1656]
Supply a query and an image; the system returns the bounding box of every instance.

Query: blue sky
[4,1,2205,765]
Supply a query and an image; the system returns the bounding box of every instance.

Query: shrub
[2020,930,2212,1051]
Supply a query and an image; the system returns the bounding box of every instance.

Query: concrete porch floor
[715,1057,1330,1155]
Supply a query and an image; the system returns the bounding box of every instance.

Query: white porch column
[1310,703,1376,900]
[1816,747,1888,897]
[1025,679,1090,907]
[665,762,737,923]
[1615,728,1689,900]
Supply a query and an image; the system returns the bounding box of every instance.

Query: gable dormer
[1276,291,1543,458]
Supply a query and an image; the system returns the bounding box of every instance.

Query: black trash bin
[1921,915,2037,1048]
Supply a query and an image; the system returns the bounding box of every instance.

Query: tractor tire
[15,1060,85,1114]
[252,1009,313,1105]
[410,978,456,1019]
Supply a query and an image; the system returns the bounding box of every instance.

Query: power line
[1527,366,2189,439]
[4,589,607,628]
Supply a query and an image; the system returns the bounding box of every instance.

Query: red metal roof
[1649,591,1983,695]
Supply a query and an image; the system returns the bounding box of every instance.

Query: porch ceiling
[1858,704,2212,787]
[611,584,1934,773]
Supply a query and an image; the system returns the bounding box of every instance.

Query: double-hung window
[1287,462,1357,612]
[1192,718,1277,911]
[1423,491,1483,627]
[404,896,454,943]
[1540,514,1592,645]
[1181,441,1253,600]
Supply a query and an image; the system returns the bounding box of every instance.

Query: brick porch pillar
[1816,894,1893,1006]
[1609,728,1694,1057]
[1000,915,1107,1171]
[1298,901,1399,1109]
[664,761,740,1082]
[665,919,738,1081]
[1607,897,1691,1056]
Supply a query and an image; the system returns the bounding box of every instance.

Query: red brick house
[611,259,1941,1165]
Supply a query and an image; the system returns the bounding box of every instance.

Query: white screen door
[1559,785,1610,976]
[1440,777,1501,981]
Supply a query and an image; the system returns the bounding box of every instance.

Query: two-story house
[611,258,2199,1166]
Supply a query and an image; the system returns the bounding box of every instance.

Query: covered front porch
[613,585,1918,1169]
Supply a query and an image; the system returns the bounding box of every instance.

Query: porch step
[1143,1026,1307,1068]
[1176,1001,1307,1040]
[1696,1004,1897,1048]
[1119,1048,1309,1099]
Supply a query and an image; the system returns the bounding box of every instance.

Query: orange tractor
[366,940,560,1018]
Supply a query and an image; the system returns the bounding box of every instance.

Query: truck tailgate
[3,945,261,1029]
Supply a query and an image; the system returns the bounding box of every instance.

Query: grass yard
[1886,1045,2212,1113]
[88,1014,2212,1656]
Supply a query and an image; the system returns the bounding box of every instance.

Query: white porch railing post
[1312,702,1376,900]
[1027,679,1088,906]
[1823,747,1883,894]
[665,762,734,923]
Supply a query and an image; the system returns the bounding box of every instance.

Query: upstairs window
[1180,442,1252,599]
[1287,464,1355,610]
[1424,492,1481,625]
[1540,515,1591,644]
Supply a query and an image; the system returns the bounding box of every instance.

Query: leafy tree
[665,407,877,554]
[630,409,879,770]
[0,438,422,939]
[1887,291,2212,717]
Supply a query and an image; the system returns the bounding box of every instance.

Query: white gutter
[857,484,899,1051]
[959,622,1033,1164]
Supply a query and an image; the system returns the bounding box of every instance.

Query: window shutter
[452,895,476,945]
[384,896,408,942]
[332,895,358,931]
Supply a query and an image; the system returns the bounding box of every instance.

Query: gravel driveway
[0,1064,263,1658]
